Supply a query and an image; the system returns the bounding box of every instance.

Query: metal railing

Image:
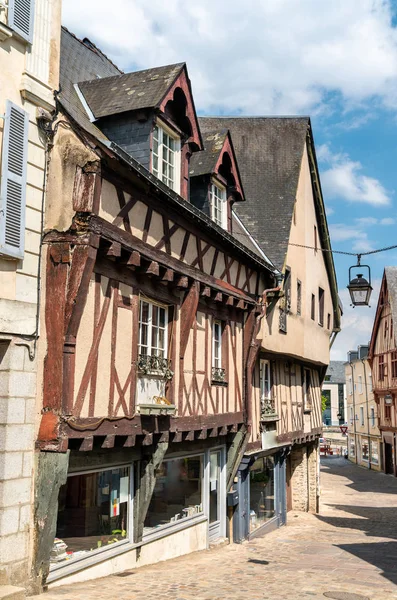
[212,367,226,383]
[137,354,173,380]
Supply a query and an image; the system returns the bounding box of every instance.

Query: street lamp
[347,259,372,307]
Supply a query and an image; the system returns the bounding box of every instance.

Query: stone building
[0,0,61,593]
[346,346,382,471]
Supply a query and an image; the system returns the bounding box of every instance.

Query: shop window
[362,439,369,461]
[392,352,397,379]
[302,368,312,411]
[52,466,131,568]
[144,455,203,535]
[249,456,275,533]
[371,441,379,465]
[349,437,355,457]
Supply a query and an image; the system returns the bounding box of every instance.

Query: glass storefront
[371,441,379,465]
[144,455,203,534]
[52,466,130,567]
[362,438,369,461]
[249,456,275,533]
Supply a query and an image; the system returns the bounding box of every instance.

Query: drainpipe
[350,363,358,464]
[362,359,371,470]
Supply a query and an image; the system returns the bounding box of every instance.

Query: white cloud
[380,217,396,225]
[331,280,381,361]
[355,217,378,226]
[62,0,397,116]
[329,223,376,252]
[318,145,391,206]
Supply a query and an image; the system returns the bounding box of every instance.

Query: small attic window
[209,180,227,229]
[152,121,181,193]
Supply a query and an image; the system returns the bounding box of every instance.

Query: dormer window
[152,122,180,193]
[209,181,227,229]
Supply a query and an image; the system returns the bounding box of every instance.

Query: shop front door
[208,449,225,541]
[385,442,394,475]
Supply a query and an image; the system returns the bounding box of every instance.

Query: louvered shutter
[0,101,29,259]
[8,0,35,43]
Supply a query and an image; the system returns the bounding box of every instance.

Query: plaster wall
[0,0,61,587]
[322,382,347,426]
[263,145,333,367]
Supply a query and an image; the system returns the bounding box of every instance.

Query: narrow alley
[34,458,397,600]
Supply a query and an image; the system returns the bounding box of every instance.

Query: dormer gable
[189,127,244,233]
[77,63,203,200]
[369,267,397,362]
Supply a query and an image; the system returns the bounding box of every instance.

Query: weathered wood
[196,429,207,440]
[72,162,101,213]
[64,245,98,337]
[175,275,189,289]
[102,434,116,448]
[214,292,223,303]
[184,430,195,441]
[142,206,153,244]
[219,425,228,436]
[142,433,153,446]
[106,241,121,257]
[140,260,159,277]
[209,427,218,437]
[89,216,255,302]
[79,436,94,451]
[124,435,136,447]
[173,432,183,443]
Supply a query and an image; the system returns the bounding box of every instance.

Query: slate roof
[189,128,229,177]
[231,212,266,260]
[324,361,346,384]
[78,63,185,119]
[198,117,309,270]
[59,27,121,140]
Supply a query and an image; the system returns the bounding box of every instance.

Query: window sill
[0,22,12,42]
[303,409,312,414]
[20,71,56,111]
[211,380,228,387]
[137,403,176,416]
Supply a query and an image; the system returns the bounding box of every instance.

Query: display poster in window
[111,489,120,517]
[120,476,129,504]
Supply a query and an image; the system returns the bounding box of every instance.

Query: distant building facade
[322,361,346,426]
[346,346,382,471]
[368,267,397,475]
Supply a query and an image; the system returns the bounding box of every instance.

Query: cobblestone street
[36,458,397,600]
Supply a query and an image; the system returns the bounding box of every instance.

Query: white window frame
[260,359,272,401]
[151,120,181,193]
[49,462,134,579]
[303,368,312,411]
[138,298,168,359]
[209,179,227,229]
[212,320,222,370]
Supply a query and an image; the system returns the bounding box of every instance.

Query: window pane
[209,452,220,524]
[144,456,203,534]
[249,456,275,532]
[52,467,130,567]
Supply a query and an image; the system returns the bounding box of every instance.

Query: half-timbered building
[32,29,279,589]
[368,267,397,475]
[196,117,340,538]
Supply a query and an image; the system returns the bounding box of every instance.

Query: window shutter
[8,0,35,43]
[0,101,29,259]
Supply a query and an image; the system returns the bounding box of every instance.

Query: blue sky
[63,0,397,360]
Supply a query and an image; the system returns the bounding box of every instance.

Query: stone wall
[290,441,319,513]
[0,341,37,585]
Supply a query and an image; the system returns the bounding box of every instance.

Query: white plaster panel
[129,201,147,240]
[99,180,119,223]
[146,210,164,247]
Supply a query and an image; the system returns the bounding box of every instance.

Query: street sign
[340,426,348,436]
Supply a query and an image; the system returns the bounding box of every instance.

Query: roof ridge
[199,115,310,120]
[61,25,123,74]
[80,61,186,89]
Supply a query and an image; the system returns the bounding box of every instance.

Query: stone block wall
[0,341,37,586]
[289,440,319,513]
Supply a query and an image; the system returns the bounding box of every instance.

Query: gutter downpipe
[362,358,371,470]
